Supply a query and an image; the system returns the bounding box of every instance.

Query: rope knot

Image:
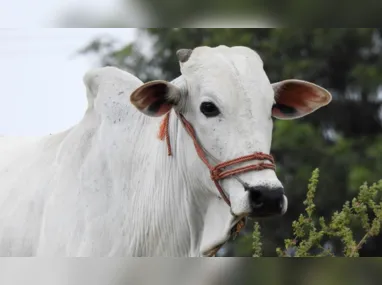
[257,162,267,170]
[210,168,221,180]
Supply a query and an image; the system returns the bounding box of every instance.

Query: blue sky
[0,29,136,136]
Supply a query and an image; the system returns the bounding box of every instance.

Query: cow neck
[157,110,276,256]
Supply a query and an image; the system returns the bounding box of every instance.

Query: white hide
[0,64,238,256]
[0,45,323,256]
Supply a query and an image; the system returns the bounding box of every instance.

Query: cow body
[0,46,332,256]
[0,67,235,256]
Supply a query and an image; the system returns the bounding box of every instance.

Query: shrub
[252,169,382,257]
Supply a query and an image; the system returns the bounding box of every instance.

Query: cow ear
[271,79,332,120]
[130,80,182,117]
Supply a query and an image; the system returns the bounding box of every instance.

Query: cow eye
[200,102,220,117]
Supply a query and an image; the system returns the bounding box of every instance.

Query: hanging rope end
[157,113,169,141]
[157,112,173,156]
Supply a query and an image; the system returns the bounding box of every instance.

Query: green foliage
[252,222,262,257]
[253,169,382,257]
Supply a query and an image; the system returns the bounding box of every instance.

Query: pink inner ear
[130,81,173,116]
[151,102,173,117]
[273,81,329,118]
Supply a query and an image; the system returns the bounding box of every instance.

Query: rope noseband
[158,111,276,256]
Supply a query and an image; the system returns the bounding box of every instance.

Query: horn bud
[176,49,193,63]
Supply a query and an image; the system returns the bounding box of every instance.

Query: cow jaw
[199,198,244,257]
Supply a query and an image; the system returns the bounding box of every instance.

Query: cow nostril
[249,189,264,208]
[250,189,261,200]
[253,201,264,208]
[253,203,264,209]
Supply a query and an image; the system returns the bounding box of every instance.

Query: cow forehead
[180,46,273,107]
[181,46,261,73]
[189,45,264,65]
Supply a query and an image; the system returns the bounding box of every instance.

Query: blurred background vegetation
[58,0,382,27]
[79,28,382,257]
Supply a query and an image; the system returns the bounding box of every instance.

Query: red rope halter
[158,111,277,256]
[158,112,276,206]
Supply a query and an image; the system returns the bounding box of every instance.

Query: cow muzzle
[246,186,288,217]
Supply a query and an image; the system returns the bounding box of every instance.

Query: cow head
[130,46,331,220]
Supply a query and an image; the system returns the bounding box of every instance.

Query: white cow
[0,45,332,256]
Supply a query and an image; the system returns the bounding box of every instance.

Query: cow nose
[246,186,287,217]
